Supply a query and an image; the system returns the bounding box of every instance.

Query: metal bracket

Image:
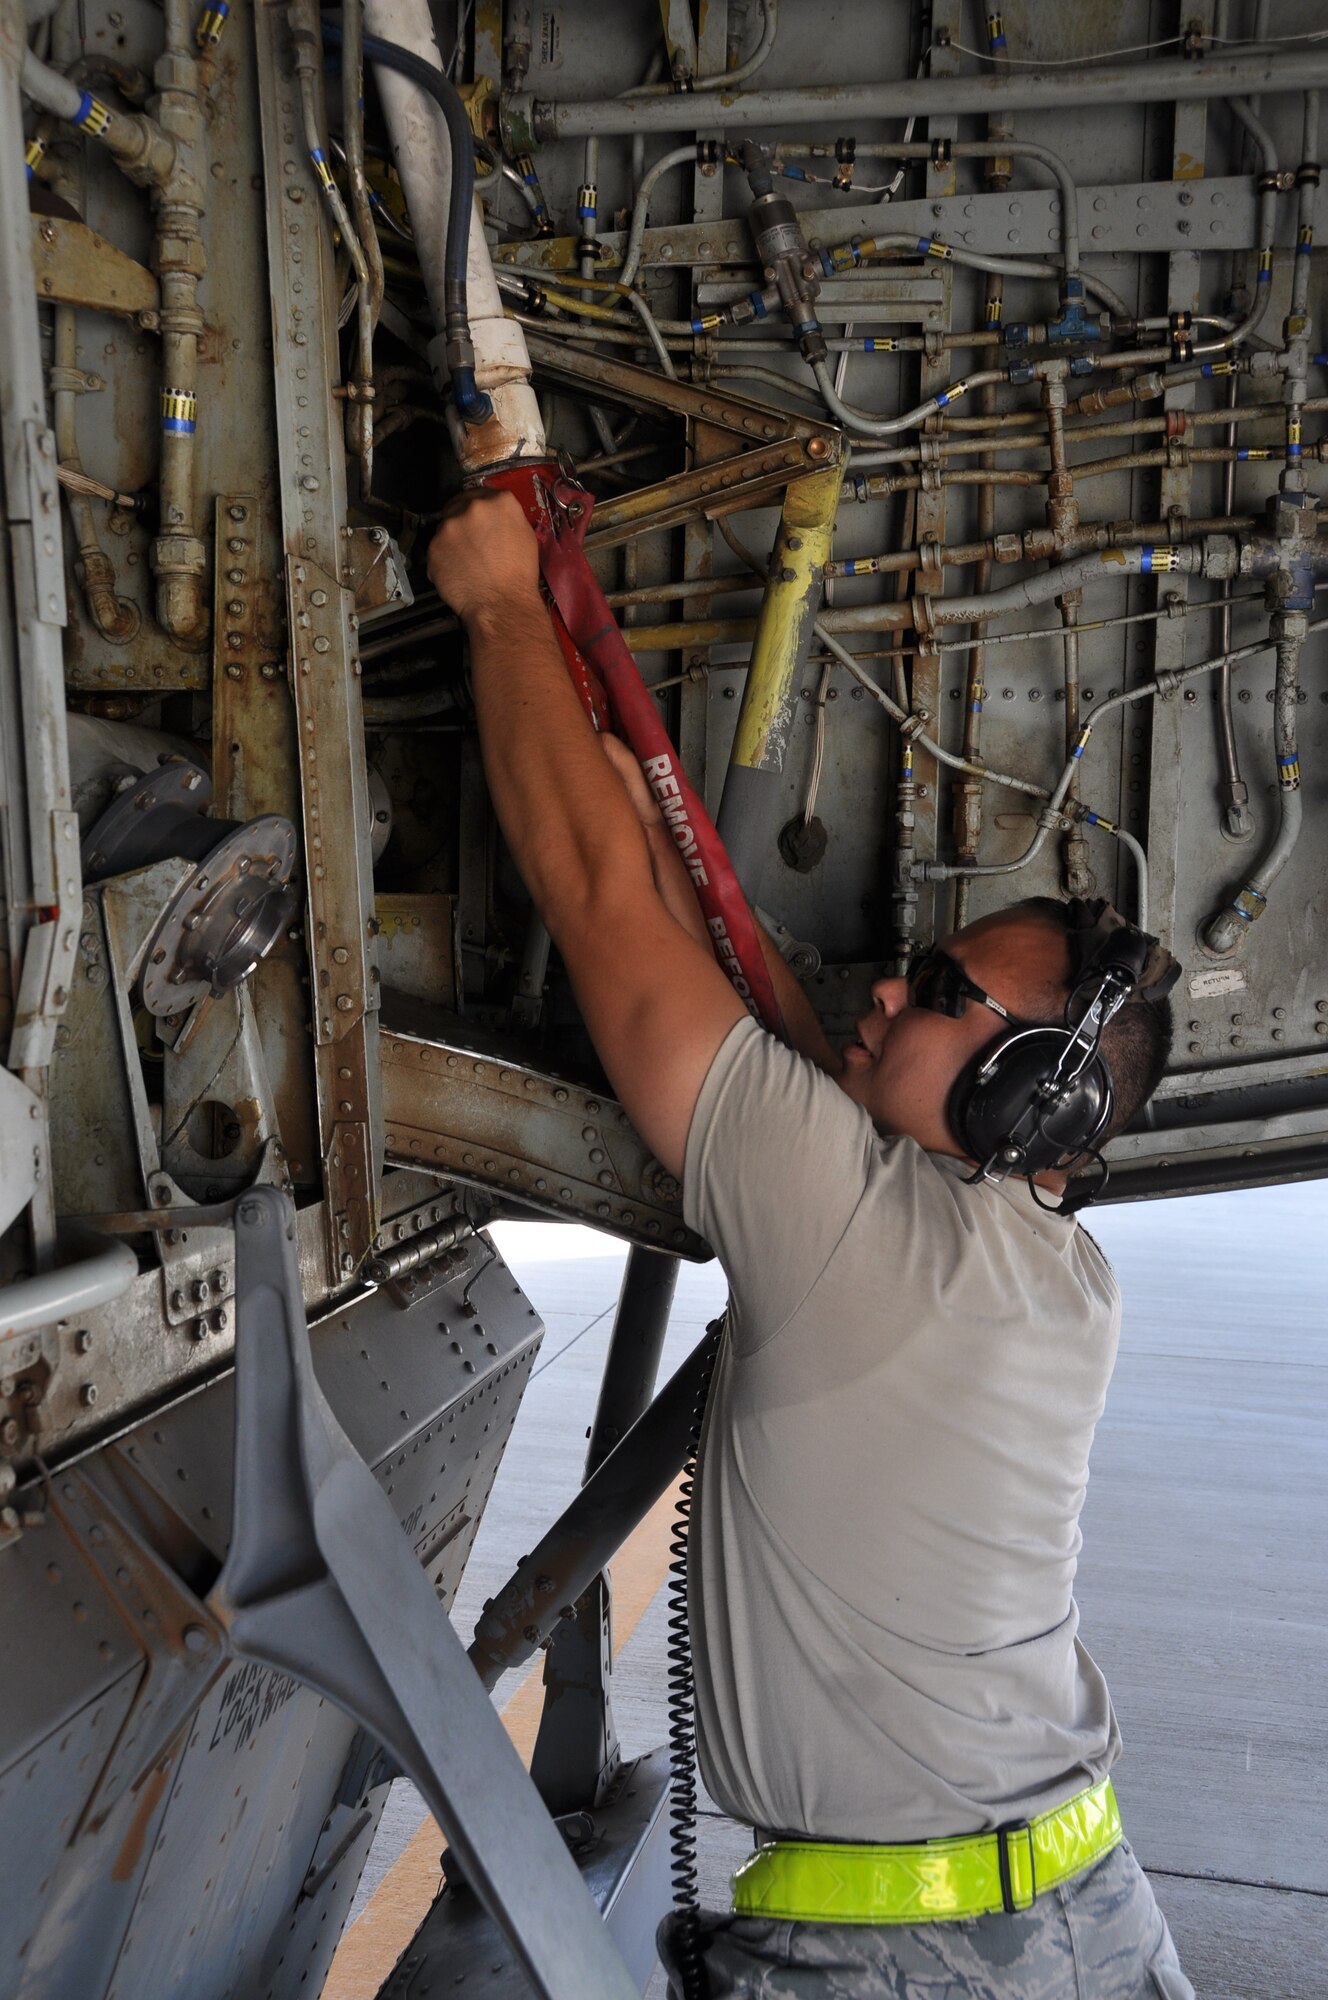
[207,1185,638,2000]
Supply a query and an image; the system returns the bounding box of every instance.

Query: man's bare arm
[600,734,841,1077]
[427,490,746,1180]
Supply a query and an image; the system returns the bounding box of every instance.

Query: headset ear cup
[950,1028,1115,1174]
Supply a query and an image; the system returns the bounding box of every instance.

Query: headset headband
[1061,898,1181,1008]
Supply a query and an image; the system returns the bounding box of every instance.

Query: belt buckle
[995,1819,1036,1914]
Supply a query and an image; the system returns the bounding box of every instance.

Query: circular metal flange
[81,756,213,879]
[141,815,298,1018]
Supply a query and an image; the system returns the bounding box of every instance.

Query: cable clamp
[48,365,99,396]
[833,136,856,191]
[1256,171,1280,195]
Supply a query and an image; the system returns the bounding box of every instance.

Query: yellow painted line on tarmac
[321,1478,682,2000]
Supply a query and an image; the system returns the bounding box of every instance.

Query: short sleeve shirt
[682,1018,1123,1842]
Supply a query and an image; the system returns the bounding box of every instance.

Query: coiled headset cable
[666,1313,725,2000]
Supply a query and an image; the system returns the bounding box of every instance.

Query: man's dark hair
[1005,896,1175,1138]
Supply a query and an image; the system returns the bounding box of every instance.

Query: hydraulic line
[924,615,1328,909]
[923,544,1205,627]
[811,363,1009,441]
[577,134,599,297]
[512,48,1328,143]
[340,0,385,479]
[19,44,176,184]
[619,144,696,289]
[151,0,211,649]
[1040,361,1089,893]
[625,0,777,95]
[1214,372,1253,838]
[1281,91,1319,497]
[326,12,491,422]
[1203,614,1307,953]
[954,11,1010,931]
[289,0,375,488]
[1184,98,1280,360]
[955,275,1005,927]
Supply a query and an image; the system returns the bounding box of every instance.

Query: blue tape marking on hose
[1140,547,1154,572]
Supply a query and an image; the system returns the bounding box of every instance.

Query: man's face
[836,913,1071,1161]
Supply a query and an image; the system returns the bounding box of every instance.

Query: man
[427,488,1192,2000]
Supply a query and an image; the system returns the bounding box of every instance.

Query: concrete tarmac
[341,1181,1327,1997]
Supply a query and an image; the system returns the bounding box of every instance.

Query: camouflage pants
[657,1840,1194,1999]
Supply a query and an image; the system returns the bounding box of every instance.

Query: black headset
[948,900,1180,1199]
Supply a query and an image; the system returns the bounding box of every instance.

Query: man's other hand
[427,488,541,629]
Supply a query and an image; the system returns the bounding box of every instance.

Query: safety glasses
[907,948,1015,1024]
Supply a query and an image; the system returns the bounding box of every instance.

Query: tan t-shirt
[682,1017,1123,1842]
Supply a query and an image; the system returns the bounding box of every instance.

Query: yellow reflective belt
[731,1777,1122,1925]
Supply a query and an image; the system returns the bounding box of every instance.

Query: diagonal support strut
[207,1184,638,2000]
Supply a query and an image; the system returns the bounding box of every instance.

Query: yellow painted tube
[731,465,843,772]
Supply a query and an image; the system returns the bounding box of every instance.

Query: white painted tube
[0,1235,139,1340]
[363,0,544,468]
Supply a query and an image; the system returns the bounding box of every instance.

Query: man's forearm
[465,594,654,932]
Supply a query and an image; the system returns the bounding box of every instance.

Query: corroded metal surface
[256,2,381,1276]
[29,215,158,317]
[380,1026,709,1258]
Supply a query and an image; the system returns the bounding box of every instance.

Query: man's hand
[427,488,541,630]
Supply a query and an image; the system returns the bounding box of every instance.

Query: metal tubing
[784,138,1081,280]
[511,49,1328,144]
[625,0,777,94]
[19,46,175,183]
[366,0,545,468]
[469,1331,712,1690]
[1203,615,1308,953]
[925,544,1204,627]
[585,1248,679,1476]
[811,361,1007,440]
[715,465,841,895]
[0,1234,138,1342]
[619,144,696,288]
[149,0,210,649]
[341,0,384,484]
[1215,373,1253,838]
[290,1,375,491]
